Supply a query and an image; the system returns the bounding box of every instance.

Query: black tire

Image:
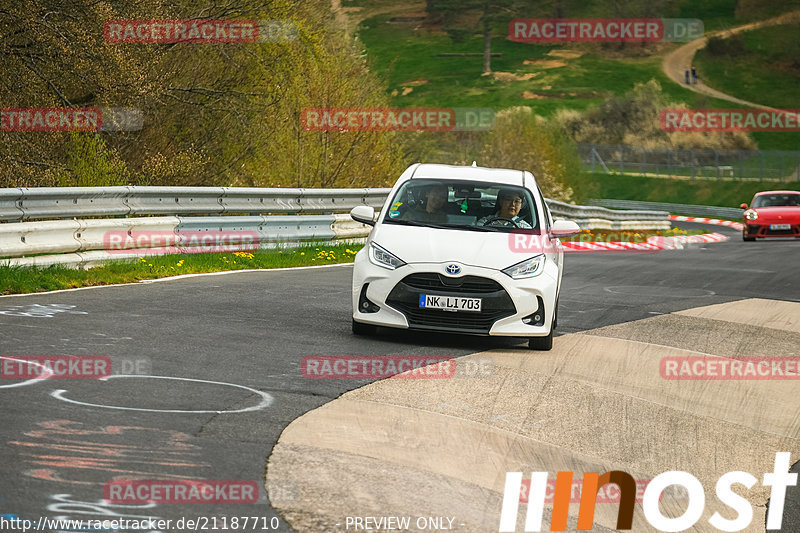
[352,319,377,336]
[529,301,556,350]
[528,330,553,350]
[552,297,559,330]
[743,231,755,242]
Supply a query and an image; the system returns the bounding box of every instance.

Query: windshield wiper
[445,224,495,232]
[384,219,495,232]
[384,219,441,228]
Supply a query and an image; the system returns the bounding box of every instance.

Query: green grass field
[356,3,799,150]
[0,243,361,295]
[571,171,800,206]
[360,14,725,115]
[693,22,800,150]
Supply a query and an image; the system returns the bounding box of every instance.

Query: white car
[349,163,580,350]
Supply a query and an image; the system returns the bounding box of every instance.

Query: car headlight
[744,209,758,221]
[502,254,545,279]
[368,242,406,270]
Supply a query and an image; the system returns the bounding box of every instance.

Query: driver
[477,188,532,228]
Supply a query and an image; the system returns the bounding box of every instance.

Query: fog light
[522,296,546,326]
[358,284,380,313]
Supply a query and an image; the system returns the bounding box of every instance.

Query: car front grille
[386,273,517,334]
[400,273,504,294]
[748,224,800,237]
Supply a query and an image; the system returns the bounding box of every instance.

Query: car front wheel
[352,319,377,336]
[528,330,553,350]
[743,229,756,242]
[528,305,555,350]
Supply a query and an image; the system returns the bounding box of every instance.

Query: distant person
[691,66,698,84]
[477,189,532,229]
[684,67,690,85]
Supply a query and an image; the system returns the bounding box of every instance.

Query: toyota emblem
[445,263,461,275]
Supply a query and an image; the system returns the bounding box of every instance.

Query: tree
[480,107,578,201]
[0,0,406,188]
[426,0,531,74]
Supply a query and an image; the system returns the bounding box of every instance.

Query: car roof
[410,163,527,186]
[754,190,800,195]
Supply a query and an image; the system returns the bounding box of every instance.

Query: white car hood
[371,223,542,270]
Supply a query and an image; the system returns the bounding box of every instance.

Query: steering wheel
[482,216,519,228]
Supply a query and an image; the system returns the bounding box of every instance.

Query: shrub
[56,133,129,187]
[554,80,757,151]
[479,107,578,202]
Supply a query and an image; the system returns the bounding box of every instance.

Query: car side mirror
[350,205,376,226]
[550,219,581,238]
[740,203,748,209]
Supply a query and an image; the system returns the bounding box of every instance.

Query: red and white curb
[561,232,729,253]
[670,215,744,231]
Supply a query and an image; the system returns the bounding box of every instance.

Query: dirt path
[330,0,427,37]
[662,10,800,110]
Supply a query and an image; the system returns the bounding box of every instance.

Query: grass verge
[562,228,705,243]
[571,171,800,206]
[1,243,362,296]
[694,23,800,110]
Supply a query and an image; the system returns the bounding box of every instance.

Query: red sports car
[740,190,800,241]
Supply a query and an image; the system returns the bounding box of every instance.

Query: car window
[536,184,552,229]
[384,179,539,231]
[752,194,800,208]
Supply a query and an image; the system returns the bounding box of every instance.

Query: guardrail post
[738,150,743,180]
[667,149,672,178]
[690,149,695,180]
[780,151,785,183]
[641,148,646,177]
[655,148,660,177]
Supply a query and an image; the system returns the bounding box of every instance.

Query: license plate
[770,224,791,230]
[419,294,482,312]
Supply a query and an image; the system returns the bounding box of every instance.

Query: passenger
[477,189,532,228]
[404,184,448,223]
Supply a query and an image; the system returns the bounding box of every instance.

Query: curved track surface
[1,222,798,532]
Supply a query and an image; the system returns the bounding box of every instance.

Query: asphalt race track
[1,221,798,533]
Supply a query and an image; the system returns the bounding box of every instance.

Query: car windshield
[752,194,800,208]
[383,179,539,231]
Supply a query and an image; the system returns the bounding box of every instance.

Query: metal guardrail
[0,187,392,222]
[0,187,672,268]
[546,199,671,231]
[589,199,743,220]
